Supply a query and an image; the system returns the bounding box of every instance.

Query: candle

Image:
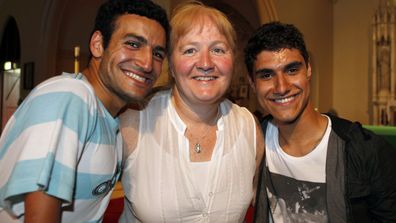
[74,46,80,73]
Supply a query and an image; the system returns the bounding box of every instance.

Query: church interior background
[0,0,395,128]
[2,0,396,221]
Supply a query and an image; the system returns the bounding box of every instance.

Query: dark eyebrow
[154,46,167,55]
[255,68,274,75]
[126,34,147,44]
[284,61,303,71]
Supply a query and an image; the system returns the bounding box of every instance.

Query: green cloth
[363,125,396,147]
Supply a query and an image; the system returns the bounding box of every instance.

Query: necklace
[194,141,203,153]
[192,122,214,153]
[193,126,212,153]
[189,109,220,154]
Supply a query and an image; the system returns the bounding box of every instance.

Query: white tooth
[126,72,146,82]
[275,96,294,103]
[195,76,215,81]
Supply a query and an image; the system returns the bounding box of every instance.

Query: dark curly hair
[93,0,170,50]
[244,22,309,80]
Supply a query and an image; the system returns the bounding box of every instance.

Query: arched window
[0,16,21,130]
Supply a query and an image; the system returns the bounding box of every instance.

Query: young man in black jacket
[245,21,396,222]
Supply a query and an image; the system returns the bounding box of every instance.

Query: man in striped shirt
[0,0,169,222]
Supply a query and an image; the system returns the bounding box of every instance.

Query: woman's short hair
[169,0,236,56]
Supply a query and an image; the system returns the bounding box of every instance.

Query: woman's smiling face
[170,17,234,105]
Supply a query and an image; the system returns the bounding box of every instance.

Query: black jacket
[254,115,396,222]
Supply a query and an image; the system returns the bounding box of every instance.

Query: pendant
[194,143,201,153]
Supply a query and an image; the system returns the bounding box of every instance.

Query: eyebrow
[255,68,273,75]
[284,61,303,71]
[255,61,304,75]
[126,33,147,44]
[154,45,167,55]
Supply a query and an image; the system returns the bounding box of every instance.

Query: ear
[90,31,104,58]
[306,62,312,80]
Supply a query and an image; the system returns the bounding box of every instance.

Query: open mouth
[124,71,152,84]
[271,95,296,104]
[193,76,217,81]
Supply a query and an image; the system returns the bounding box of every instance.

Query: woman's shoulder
[221,99,254,118]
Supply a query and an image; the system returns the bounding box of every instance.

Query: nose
[135,47,153,73]
[274,74,290,95]
[196,50,214,74]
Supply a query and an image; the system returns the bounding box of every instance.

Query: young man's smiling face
[98,14,166,104]
[252,48,312,125]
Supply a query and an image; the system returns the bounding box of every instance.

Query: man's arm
[24,191,62,223]
[370,138,396,221]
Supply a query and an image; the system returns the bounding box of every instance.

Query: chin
[199,94,224,104]
[122,92,147,103]
[273,114,299,125]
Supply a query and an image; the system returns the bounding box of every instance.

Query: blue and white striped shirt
[0,72,121,223]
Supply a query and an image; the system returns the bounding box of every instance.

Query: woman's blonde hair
[169,0,236,56]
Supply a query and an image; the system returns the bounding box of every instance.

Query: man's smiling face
[252,48,312,125]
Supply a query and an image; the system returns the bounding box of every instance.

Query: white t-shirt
[265,116,331,223]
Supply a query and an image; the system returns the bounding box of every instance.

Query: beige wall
[274,0,333,115]
[274,0,380,124]
[333,0,377,124]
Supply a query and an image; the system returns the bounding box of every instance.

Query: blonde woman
[119,1,264,222]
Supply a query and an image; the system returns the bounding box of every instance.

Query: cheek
[256,88,269,107]
[99,54,113,79]
[216,57,234,75]
[255,81,270,95]
[153,60,164,77]
[302,81,310,95]
[106,49,128,70]
[257,89,268,101]
[293,78,310,91]
[172,57,194,76]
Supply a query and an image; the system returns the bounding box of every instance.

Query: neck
[172,87,220,161]
[83,59,126,117]
[171,87,220,125]
[275,103,328,156]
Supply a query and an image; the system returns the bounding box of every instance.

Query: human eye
[256,70,273,80]
[125,40,141,49]
[182,48,196,55]
[285,62,303,75]
[286,67,299,75]
[153,49,165,61]
[212,47,225,55]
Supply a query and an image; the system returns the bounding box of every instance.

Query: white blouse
[119,90,257,223]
